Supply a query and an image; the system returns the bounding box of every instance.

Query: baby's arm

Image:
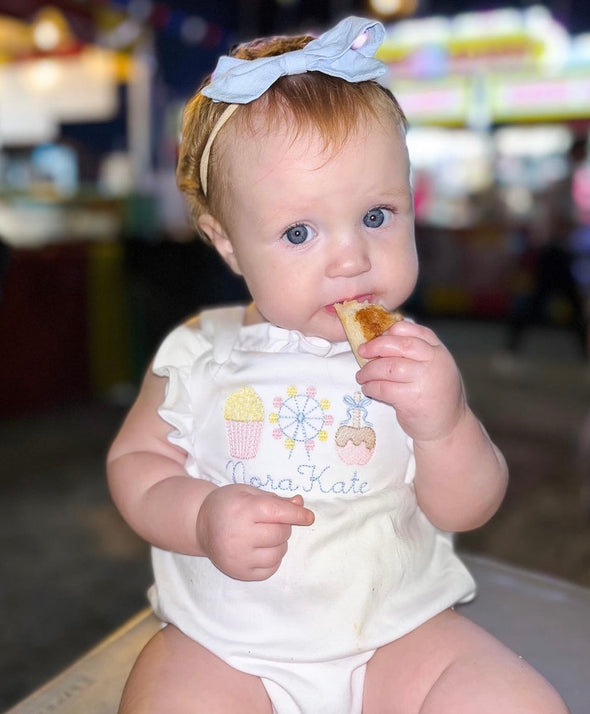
[356,320,508,533]
[107,368,314,580]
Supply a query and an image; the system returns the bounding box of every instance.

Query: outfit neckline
[224,305,351,358]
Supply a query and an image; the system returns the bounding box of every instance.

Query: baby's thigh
[363,608,568,714]
[119,625,273,714]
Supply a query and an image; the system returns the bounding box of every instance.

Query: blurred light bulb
[181,16,207,45]
[370,0,402,12]
[368,0,417,17]
[32,8,72,52]
[25,58,62,92]
[34,19,60,51]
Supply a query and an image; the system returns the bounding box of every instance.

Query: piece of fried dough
[335,300,403,367]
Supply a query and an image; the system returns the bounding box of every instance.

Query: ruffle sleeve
[152,319,211,470]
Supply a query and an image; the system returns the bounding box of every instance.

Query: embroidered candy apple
[335,392,376,466]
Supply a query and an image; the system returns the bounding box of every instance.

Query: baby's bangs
[240,74,405,152]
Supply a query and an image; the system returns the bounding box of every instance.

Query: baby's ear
[197,214,241,275]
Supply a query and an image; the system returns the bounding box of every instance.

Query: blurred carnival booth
[378,6,590,323]
[0,8,153,415]
[0,7,248,416]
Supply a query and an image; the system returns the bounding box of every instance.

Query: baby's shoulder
[194,304,245,335]
[154,304,246,373]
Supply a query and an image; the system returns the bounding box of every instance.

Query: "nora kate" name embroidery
[227,460,370,496]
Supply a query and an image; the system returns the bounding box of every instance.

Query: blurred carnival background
[1,0,590,709]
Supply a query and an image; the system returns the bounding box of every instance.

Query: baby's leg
[363,608,569,714]
[119,624,273,714]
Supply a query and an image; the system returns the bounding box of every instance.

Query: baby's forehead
[224,102,403,158]
[218,111,410,198]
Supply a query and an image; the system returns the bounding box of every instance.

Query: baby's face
[214,113,418,342]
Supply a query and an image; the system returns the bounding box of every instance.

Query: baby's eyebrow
[375,186,412,199]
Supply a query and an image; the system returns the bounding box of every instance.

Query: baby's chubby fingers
[256,492,315,527]
[354,320,453,408]
[357,319,439,364]
[388,318,440,345]
[196,486,314,580]
[250,494,314,556]
[355,319,466,440]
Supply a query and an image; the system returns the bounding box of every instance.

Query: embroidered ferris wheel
[269,386,333,458]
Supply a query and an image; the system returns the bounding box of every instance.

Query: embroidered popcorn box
[224,387,265,460]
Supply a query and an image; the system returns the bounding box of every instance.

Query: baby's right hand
[196,484,314,581]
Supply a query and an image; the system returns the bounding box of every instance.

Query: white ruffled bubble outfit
[149,305,476,714]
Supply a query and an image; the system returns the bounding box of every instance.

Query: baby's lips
[340,294,374,305]
[329,294,373,313]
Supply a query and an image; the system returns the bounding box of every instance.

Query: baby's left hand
[356,319,465,443]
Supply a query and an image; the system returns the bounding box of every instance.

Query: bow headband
[202,16,386,104]
[198,16,387,196]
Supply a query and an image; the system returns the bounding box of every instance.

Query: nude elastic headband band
[199,103,238,197]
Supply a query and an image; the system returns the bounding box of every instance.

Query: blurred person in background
[506,213,588,361]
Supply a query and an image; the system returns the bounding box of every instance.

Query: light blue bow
[201,16,387,104]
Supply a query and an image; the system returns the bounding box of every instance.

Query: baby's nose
[326,235,371,278]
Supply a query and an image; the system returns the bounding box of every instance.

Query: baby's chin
[254,305,347,343]
[300,321,348,344]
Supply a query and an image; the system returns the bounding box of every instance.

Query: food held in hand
[335,300,403,366]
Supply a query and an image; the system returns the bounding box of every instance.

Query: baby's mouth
[327,294,374,313]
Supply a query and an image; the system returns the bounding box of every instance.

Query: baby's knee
[422,631,569,714]
[479,656,569,714]
[526,676,570,714]
[503,652,568,714]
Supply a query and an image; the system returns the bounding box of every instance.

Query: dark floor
[1,319,590,711]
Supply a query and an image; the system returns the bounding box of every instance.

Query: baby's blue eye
[363,207,390,228]
[283,224,315,245]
